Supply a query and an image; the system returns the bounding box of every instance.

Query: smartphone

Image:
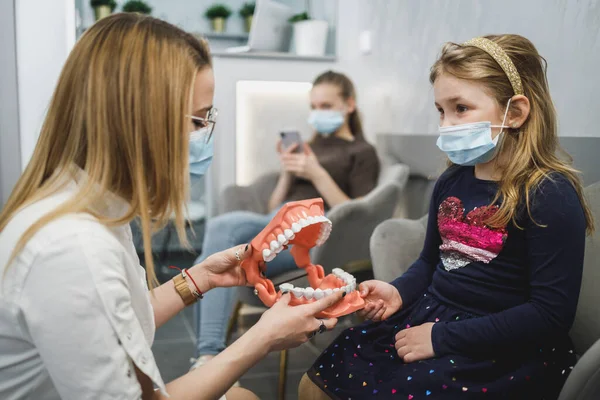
[280,130,303,153]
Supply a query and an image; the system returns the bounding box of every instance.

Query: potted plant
[239,2,255,33]
[205,4,232,33]
[289,8,328,56]
[122,0,152,14]
[90,0,117,21]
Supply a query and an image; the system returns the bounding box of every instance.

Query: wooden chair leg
[226,301,242,343]
[278,349,288,400]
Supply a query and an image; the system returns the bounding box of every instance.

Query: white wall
[15,0,76,170]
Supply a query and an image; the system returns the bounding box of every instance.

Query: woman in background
[192,71,380,370]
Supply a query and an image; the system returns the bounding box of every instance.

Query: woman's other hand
[276,140,298,180]
[357,280,403,321]
[194,244,252,290]
[281,144,325,182]
[256,291,345,352]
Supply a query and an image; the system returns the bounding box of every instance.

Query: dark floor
[149,250,361,400]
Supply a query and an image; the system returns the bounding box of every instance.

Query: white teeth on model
[299,219,309,228]
[324,288,333,296]
[344,285,351,293]
[279,283,293,293]
[277,234,287,245]
[291,223,301,233]
[304,287,314,299]
[291,288,303,298]
[307,216,315,224]
[314,288,324,299]
[262,249,272,260]
[332,268,343,276]
[284,229,295,239]
[266,253,276,262]
[270,240,279,252]
[333,288,341,293]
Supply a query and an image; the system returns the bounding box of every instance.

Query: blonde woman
[0,14,343,400]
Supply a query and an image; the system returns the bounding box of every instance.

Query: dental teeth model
[240,198,365,318]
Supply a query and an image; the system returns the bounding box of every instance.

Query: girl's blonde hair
[430,34,594,234]
[0,13,212,288]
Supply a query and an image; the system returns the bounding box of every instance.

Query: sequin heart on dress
[437,197,507,271]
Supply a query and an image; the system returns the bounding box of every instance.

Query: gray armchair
[369,182,600,399]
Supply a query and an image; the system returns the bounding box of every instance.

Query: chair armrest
[370,216,427,283]
[559,338,600,400]
[312,182,402,273]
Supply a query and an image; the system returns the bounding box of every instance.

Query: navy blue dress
[308,166,586,399]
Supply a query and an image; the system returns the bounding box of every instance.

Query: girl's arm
[268,172,294,212]
[430,177,586,358]
[310,167,351,208]
[311,145,379,208]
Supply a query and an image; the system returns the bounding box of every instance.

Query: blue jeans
[194,209,296,356]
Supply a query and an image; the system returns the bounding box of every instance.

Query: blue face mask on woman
[189,128,214,176]
[308,110,345,136]
[436,99,512,166]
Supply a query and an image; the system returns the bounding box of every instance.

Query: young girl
[299,34,594,399]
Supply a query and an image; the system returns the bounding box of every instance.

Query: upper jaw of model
[240,198,365,318]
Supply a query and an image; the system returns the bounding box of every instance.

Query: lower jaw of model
[240,198,365,318]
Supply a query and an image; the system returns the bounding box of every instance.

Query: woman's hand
[256,291,345,352]
[276,140,297,181]
[280,144,325,182]
[394,323,435,363]
[357,280,403,321]
[192,244,252,291]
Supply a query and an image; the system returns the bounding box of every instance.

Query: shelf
[211,51,336,62]
[195,32,249,41]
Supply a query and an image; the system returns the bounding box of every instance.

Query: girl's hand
[195,244,252,290]
[256,291,345,352]
[280,144,325,182]
[395,323,435,363]
[357,280,403,321]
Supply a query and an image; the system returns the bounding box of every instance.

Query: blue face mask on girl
[436,99,512,166]
[189,127,214,176]
[308,110,345,136]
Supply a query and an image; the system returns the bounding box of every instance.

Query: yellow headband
[462,37,524,96]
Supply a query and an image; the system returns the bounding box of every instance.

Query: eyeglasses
[188,107,218,143]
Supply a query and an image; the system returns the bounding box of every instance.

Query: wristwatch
[173,273,196,306]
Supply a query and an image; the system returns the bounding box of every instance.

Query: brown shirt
[285,135,380,209]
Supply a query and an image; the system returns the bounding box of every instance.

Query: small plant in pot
[205,4,232,33]
[90,0,117,21]
[289,9,328,56]
[239,2,255,33]
[122,0,153,14]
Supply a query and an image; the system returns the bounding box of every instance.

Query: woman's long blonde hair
[0,13,212,288]
[430,34,594,234]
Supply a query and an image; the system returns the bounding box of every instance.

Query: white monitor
[227,0,294,53]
